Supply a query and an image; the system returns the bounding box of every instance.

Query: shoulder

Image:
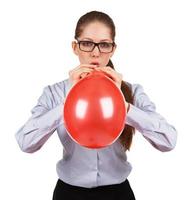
[123,81,156,110]
[47,79,69,96]
[123,81,144,97]
[40,79,70,107]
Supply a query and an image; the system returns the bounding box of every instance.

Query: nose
[91,45,100,57]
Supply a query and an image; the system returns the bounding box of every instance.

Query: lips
[91,62,100,66]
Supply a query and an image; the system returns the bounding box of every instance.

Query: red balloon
[63,70,126,148]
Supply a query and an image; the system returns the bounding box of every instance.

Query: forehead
[80,22,112,41]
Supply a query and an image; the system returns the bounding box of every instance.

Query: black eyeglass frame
[76,40,116,53]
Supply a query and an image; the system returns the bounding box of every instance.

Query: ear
[72,41,79,55]
[110,44,117,57]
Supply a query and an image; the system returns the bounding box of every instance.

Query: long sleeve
[126,84,177,152]
[15,86,64,153]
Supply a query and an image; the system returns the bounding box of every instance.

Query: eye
[80,41,94,47]
[99,42,112,48]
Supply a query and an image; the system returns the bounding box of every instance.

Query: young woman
[15,11,177,200]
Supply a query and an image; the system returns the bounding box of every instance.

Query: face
[72,22,116,67]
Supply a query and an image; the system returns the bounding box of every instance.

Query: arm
[125,84,177,152]
[15,86,64,153]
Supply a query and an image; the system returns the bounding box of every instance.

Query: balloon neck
[86,70,115,84]
[90,70,107,77]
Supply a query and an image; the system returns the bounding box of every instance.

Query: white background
[0,0,190,199]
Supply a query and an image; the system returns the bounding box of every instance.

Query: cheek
[102,55,111,65]
[79,53,89,63]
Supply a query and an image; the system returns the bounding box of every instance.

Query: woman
[15,11,177,200]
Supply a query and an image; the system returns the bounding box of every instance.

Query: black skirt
[53,179,136,200]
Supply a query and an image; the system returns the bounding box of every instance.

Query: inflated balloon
[63,70,126,148]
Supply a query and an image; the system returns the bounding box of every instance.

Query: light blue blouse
[15,79,177,188]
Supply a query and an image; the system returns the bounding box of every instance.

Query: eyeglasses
[76,40,115,53]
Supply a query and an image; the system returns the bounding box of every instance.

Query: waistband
[57,178,130,192]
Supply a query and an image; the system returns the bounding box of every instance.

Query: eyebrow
[81,38,113,42]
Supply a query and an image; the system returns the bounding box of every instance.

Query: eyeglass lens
[79,41,114,53]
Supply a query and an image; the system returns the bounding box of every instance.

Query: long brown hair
[74,11,135,150]
[107,60,135,150]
